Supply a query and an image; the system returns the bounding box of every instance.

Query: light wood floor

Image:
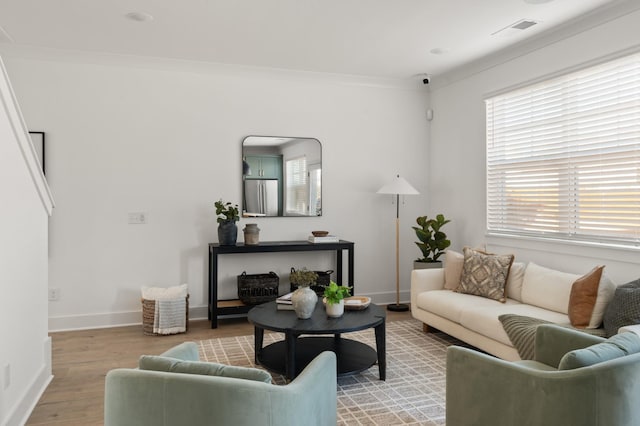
[27,309,412,425]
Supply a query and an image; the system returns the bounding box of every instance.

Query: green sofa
[446,324,640,426]
[104,342,337,426]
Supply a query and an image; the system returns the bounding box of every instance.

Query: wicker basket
[141,295,189,336]
[237,271,279,305]
[290,268,333,296]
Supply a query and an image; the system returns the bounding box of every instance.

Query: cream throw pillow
[505,262,526,302]
[521,263,580,315]
[444,250,464,290]
[588,274,616,329]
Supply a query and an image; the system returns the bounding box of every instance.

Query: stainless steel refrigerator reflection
[244,179,278,216]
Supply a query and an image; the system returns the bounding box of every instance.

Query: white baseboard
[48,306,209,332]
[3,338,52,426]
[48,292,409,332]
[367,290,411,306]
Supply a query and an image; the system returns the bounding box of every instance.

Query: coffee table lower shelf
[257,336,377,378]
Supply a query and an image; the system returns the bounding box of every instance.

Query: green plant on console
[413,214,451,262]
[323,281,351,305]
[290,268,319,287]
[214,199,239,224]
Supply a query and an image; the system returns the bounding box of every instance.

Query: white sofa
[410,261,617,361]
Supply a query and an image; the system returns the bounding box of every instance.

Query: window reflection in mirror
[242,136,322,217]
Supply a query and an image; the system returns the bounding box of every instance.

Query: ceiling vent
[0,24,14,43]
[492,19,539,37]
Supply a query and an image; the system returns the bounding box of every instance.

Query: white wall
[1,52,430,330]
[0,57,53,425]
[430,9,640,282]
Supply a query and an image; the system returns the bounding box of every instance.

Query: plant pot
[291,286,318,319]
[413,261,443,270]
[218,222,238,246]
[326,299,344,318]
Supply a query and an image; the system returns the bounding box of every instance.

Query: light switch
[128,212,147,224]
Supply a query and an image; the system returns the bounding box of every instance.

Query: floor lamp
[377,174,419,312]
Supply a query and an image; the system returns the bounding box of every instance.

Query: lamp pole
[387,193,406,311]
[377,174,419,312]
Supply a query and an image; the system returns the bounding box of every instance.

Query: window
[308,163,322,216]
[486,51,640,247]
[285,156,308,215]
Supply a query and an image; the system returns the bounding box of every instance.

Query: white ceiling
[0,0,626,80]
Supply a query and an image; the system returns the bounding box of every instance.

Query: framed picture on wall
[29,131,45,175]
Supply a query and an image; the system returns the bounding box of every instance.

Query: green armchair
[104,342,337,426]
[446,324,640,426]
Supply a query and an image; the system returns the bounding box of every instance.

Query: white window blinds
[486,51,640,246]
[285,156,308,215]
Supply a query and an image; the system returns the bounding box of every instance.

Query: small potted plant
[412,214,451,269]
[323,281,352,318]
[289,267,319,288]
[215,199,240,246]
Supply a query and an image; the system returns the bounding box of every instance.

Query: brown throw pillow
[568,266,605,329]
[457,247,514,303]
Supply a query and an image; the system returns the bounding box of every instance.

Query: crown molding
[0,44,425,92]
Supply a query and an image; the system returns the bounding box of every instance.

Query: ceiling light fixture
[430,48,451,55]
[125,12,154,22]
[524,0,554,3]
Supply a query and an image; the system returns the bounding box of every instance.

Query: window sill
[486,232,640,264]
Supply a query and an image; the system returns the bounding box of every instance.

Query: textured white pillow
[443,250,464,290]
[521,263,580,314]
[505,262,526,302]
[588,274,617,329]
[141,283,188,300]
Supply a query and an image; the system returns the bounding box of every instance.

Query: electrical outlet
[3,363,10,389]
[48,288,60,301]
[128,212,147,224]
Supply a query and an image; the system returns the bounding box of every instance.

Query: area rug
[198,319,467,425]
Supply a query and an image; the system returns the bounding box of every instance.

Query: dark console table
[208,240,354,328]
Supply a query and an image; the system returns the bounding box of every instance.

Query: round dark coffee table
[248,300,386,381]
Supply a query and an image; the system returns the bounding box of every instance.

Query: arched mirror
[242,136,322,217]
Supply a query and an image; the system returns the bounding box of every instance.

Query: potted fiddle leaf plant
[412,214,451,269]
[215,199,240,246]
[323,281,352,318]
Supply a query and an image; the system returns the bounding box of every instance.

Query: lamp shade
[377,174,419,195]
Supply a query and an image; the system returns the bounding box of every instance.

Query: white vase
[291,286,317,319]
[326,299,344,318]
